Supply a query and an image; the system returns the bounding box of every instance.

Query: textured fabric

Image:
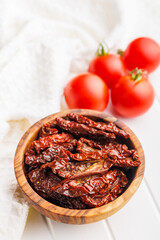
[0,0,159,239]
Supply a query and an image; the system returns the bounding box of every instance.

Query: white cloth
[0,0,159,239]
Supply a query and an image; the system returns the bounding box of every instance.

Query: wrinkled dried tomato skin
[69,138,140,167]
[81,170,128,207]
[56,117,116,140]
[39,121,59,138]
[45,159,113,179]
[25,140,77,167]
[24,113,141,209]
[28,133,74,154]
[67,113,129,139]
[28,168,87,209]
[52,170,128,202]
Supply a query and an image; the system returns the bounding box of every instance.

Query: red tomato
[123,37,160,73]
[64,73,109,111]
[111,70,155,117]
[88,54,126,89]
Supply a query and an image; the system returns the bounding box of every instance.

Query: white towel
[0,0,159,239]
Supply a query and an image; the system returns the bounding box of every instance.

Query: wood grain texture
[14,109,145,224]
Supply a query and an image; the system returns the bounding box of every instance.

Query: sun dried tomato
[67,113,129,139]
[25,140,77,167]
[28,168,87,209]
[81,173,128,207]
[27,133,74,154]
[42,159,113,179]
[56,117,115,140]
[66,138,140,167]
[39,121,59,138]
[51,169,128,199]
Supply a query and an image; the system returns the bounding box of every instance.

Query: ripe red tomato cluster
[64,37,160,118]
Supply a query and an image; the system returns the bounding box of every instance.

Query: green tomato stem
[130,68,147,83]
[96,42,109,56]
[117,49,124,57]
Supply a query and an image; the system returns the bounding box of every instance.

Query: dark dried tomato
[43,159,113,179]
[28,168,87,209]
[25,140,77,167]
[56,117,116,140]
[39,121,59,138]
[51,169,128,199]
[67,113,129,139]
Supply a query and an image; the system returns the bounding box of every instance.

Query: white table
[22,72,160,240]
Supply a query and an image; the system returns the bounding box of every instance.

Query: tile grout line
[41,215,57,240]
[103,219,116,240]
[143,177,160,218]
[46,218,58,240]
[42,215,117,240]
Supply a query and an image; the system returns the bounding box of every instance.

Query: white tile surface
[107,182,160,240]
[22,207,52,240]
[47,219,112,240]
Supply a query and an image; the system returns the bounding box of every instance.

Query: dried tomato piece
[68,140,139,164]
[25,140,77,167]
[52,169,127,199]
[67,150,140,168]
[75,138,140,165]
[28,168,61,198]
[27,133,74,154]
[28,168,87,209]
[56,117,115,140]
[40,148,70,174]
[113,158,141,167]
[81,182,123,207]
[76,138,102,153]
[57,195,88,209]
[81,170,128,207]
[75,138,121,161]
[67,150,105,161]
[25,154,43,167]
[77,138,136,158]
[102,142,139,161]
[45,159,112,179]
[39,121,59,138]
[68,150,140,167]
[67,113,129,139]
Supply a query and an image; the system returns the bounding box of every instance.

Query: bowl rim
[14,109,145,221]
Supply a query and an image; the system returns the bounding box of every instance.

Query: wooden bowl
[14,109,145,224]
